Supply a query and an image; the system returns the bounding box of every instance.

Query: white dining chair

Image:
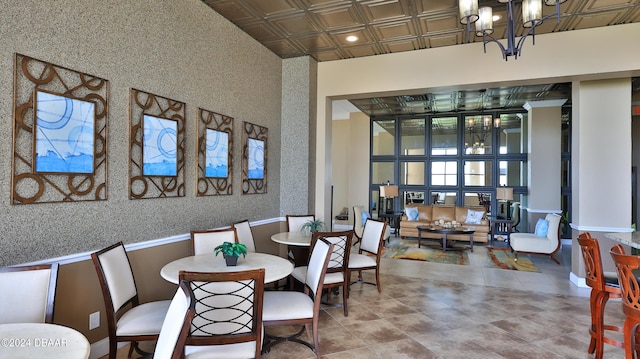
[347,219,387,294]
[190,228,238,255]
[232,219,257,253]
[153,282,192,359]
[286,214,315,233]
[92,242,171,359]
[0,263,58,324]
[262,238,334,358]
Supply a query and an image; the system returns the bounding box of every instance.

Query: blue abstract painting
[35,91,95,173]
[205,129,228,178]
[248,138,264,179]
[143,115,177,176]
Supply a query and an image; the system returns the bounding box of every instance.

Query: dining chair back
[291,230,353,316]
[92,242,171,359]
[347,218,387,294]
[577,232,622,358]
[191,228,238,255]
[262,239,334,358]
[153,281,192,359]
[232,219,256,253]
[179,268,265,359]
[286,214,315,233]
[0,263,58,324]
[610,244,640,359]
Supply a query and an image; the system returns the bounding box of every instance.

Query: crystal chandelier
[458,0,567,60]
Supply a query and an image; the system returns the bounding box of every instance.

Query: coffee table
[416,226,475,252]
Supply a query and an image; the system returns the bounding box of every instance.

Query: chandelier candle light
[459,0,567,60]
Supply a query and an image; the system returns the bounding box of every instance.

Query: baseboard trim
[570,271,588,288]
[89,338,128,359]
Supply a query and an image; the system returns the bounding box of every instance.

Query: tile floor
[104,242,628,359]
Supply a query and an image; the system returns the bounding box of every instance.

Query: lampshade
[495,187,513,201]
[380,185,399,198]
[476,6,493,35]
[522,0,543,27]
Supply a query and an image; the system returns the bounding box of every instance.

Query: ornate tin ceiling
[202,0,640,116]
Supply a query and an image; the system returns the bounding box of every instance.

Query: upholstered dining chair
[191,228,238,255]
[510,213,562,264]
[232,219,257,253]
[0,263,58,324]
[92,242,171,359]
[610,244,640,359]
[178,268,265,359]
[353,205,390,245]
[262,238,334,358]
[286,214,315,233]
[153,281,192,359]
[577,232,623,359]
[290,230,353,316]
[347,218,387,295]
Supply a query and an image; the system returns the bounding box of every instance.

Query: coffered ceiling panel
[202,0,640,116]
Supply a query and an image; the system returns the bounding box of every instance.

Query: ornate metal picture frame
[129,89,185,199]
[11,53,108,204]
[197,108,233,196]
[242,121,267,195]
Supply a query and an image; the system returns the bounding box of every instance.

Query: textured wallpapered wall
[0,0,283,265]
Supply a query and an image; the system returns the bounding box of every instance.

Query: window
[431,117,458,155]
[431,161,457,186]
[401,118,425,155]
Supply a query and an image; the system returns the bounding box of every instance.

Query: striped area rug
[382,240,468,265]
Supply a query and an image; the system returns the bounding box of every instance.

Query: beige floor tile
[101,243,613,359]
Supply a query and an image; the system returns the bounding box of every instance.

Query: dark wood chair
[262,239,334,358]
[178,268,265,358]
[92,242,171,359]
[577,233,623,358]
[610,244,640,359]
[290,230,353,316]
[0,263,58,324]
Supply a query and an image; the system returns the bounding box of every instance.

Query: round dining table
[160,252,294,284]
[270,231,313,266]
[0,323,90,359]
[270,231,312,247]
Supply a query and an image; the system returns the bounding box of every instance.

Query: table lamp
[495,186,513,219]
[380,184,398,214]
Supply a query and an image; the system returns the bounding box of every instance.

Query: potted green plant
[300,218,325,236]
[214,242,248,266]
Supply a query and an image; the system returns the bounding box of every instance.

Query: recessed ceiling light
[346,35,359,42]
[493,15,501,21]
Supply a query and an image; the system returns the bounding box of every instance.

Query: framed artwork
[197,108,233,196]
[242,121,267,194]
[142,115,178,177]
[12,53,108,204]
[129,89,185,199]
[34,90,95,174]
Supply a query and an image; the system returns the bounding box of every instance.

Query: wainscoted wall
[51,220,285,356]
[0,0,283,266]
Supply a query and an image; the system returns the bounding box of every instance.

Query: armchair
[510,213,561,264]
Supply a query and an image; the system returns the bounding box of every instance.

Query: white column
[524,100,566,220]
[571,78,632,284]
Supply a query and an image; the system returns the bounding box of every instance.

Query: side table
[487,216,514,246]
[379,212,403,237]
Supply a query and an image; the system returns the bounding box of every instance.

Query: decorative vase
[224,255,238,266]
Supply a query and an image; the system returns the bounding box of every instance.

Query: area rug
[485,247,540,272]
[382,240,469,265]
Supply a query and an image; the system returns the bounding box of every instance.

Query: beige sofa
[399,204,489,243]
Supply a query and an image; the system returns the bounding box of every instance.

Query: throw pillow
[361,211,371,226]
[406,207,419,221]
[534,219,549,237]
[465,209,484,224]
